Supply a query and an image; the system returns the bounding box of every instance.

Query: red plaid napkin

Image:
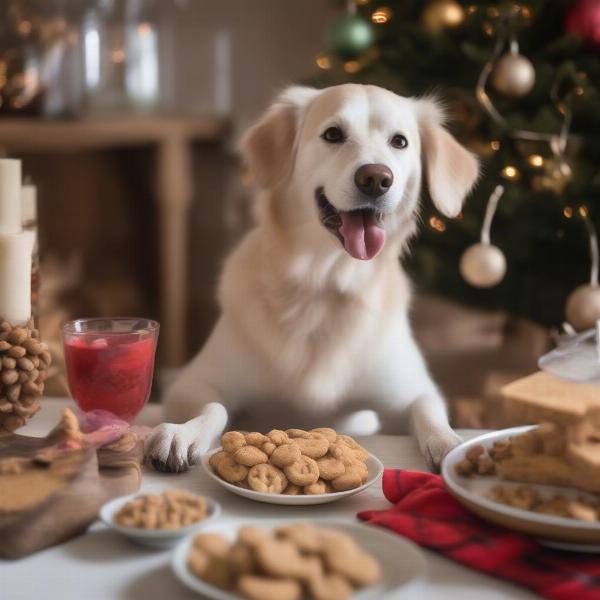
[358,469,600,600]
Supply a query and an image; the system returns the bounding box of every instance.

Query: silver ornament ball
[565,284,600,331]
[460,243,506,288]
[491,52,536,98]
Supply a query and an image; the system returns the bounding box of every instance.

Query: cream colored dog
[145,84,479,473]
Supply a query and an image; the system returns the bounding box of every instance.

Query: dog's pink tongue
[339,211,386,260]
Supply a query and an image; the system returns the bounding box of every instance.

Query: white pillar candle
[21,183,37,226]
[0,230,34,324]
[0,160,22,235]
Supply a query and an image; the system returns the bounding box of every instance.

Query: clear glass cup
[62,317,159,423]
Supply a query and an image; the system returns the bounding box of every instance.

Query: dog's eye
[322,126,345,144]
[391,134,408,149]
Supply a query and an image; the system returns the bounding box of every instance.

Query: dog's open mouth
[316,188,386,261]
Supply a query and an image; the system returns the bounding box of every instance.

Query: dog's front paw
[144,423,192,473]
[420,430,462,472]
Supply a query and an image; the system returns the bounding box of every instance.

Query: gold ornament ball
[422,0,465,32]
[565,284,600,331]
[491,52,536,98]
[460,243,506,288]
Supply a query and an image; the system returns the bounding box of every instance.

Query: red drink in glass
[62,318,159,423]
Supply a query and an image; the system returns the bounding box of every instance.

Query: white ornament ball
[565,284,600,331]
[460,243,506,288]
[491,52,536,98]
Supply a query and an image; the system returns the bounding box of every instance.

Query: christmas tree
[315,0,600,330]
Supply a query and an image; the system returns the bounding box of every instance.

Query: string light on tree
[422,0,465,32]
[565,209,600,330]
[460,185,507,288]
[371,7,392,24]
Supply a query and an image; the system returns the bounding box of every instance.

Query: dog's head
[241,84,478,261]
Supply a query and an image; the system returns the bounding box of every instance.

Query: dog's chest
[263,282,377,405]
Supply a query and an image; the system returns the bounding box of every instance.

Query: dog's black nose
[354,164,393,198]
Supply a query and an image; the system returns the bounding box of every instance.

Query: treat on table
[114,489,208,530]
[187,522,381,600]
[210,428,370,495]
[487,484,600,522]
[455,371,600,493]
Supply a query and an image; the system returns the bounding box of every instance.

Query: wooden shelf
[0,115,228,152]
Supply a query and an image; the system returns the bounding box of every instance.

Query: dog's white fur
[145,84,479,473]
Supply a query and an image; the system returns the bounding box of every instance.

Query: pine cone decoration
[0,319,51,434]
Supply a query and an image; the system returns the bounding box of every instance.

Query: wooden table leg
[156,136,193,366]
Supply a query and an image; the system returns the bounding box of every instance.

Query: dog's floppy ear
[240,86,320,190]
[416,98,479,217]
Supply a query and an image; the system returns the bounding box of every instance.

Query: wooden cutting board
[0,427,144,559]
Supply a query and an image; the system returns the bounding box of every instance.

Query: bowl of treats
[442,372,600,550]
[100,488,220,548]
[171,519,427,599]
[202,428,384,505]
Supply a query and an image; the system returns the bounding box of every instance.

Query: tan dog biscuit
[275,523,322,553]
[271,443,302,467]
[238,575,301,600]
[315,456,346,480]
[228,541,256,574]
[188,552,232,589]
[308,573,353,600]
[254,538,312,579]
[267,429,290,445]
[319,530,381,587]
[192,532,230,557]
[295,436,329,459]
[310,427,337,443]
[262,441,277,456]
[216,454,249,483]
[304,479,330,495]
[245,431,269,446]
[209,450,228,470]
[284,455,320,486]
[336,435,369,462]
[283,483,302,495]
[221,431,246,453]
[238,525,270,547]
[331,466,364,491]
[247,463,288,493]
[234,445,269,466]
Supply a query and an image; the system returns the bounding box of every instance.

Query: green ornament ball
[326,14,374,60]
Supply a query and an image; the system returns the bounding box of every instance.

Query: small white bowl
[99,489,221,549]
[172,518,427,599]
[202,448,384,505]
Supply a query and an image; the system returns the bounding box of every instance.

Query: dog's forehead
[304,85,418,133]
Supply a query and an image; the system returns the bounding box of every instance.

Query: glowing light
[501,165,520,180]
[315,53,331,70]
[371,7,392,24]
[575,86,584,96]
[483,21,495,36]
[466,5,477,15]
[356,0,371,5]
[429,216,446,232]
[111,49,126,64]
[528,154,544,167]
[18,21,32,35]
[487,6,500,18]
[579,205,589,218]
[137,22,152,35]
[490,140,501,151]
[563,206,573,219]
[344,61,361,74]
[520,5,532,18]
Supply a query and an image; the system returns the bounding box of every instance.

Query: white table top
[1,398,536,600]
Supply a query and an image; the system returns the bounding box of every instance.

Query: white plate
[99,488,221,548]
[171,517,427,599]
[442,426,600,549]
[201,448,384,505]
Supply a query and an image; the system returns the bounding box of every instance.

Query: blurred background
[3,0,599,428]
